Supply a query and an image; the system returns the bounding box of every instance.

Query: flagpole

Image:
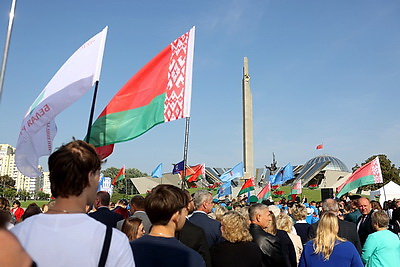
[182,117,190,189]
[85,80,99,143]
[0,0,17,102]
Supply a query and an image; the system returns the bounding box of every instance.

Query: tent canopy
[370,181,400,206]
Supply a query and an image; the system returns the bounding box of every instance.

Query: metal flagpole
[85,80,99,143]
[182,117,190,189]
[0,0,17,102]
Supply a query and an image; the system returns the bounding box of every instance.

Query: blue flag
[218,182,232,198]
[219,162,244,183]
[270,163,294,185]
[151,163,163,178]
[172,160,184,174]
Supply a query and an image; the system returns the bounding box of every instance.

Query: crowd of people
[1,139,400,266]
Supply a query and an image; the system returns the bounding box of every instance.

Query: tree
[355,154,400,191]
[0,175,15,189]
[102,167,148,195]
[36,191,50,200]
[3,188,16,199]
[18,190,31,201]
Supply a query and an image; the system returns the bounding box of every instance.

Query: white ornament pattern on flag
[372,157,383,183]
[164,31,189,122]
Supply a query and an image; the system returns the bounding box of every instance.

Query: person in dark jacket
[210,211,262,267]
[89,191,123,228]
[357,197,375,247]
[248,203,285,267]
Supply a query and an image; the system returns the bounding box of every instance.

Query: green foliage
[17,190,31,201]
[3,188,17,199]
[354,154,400,191]
[36,191,50,200]
[102,167,148,195]
[0,175,15,189]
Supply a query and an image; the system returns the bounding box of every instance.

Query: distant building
[0,144,43,196]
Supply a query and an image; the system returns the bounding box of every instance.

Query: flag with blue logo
[219,162,244,183]
[270,163,294,185]
[151,163,163,178]
[172,160,184,174]
[218,182,232,198]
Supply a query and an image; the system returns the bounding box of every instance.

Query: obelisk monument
[242,57,254,179]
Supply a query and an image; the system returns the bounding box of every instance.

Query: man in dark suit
[89,191,123,228]
[356,197,374,247]
[309,198,362,254]
[189,190,223,247]
[176,190,211,267]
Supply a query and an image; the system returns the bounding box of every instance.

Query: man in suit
[117,195,152,233]
[189,190,223,247]
[357,197,374,247]
[176,190,211,267]
[309,198,362,254]
[89,191,123,228]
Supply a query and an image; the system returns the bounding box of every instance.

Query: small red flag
[112,166,125,186]
[316,144,323,150]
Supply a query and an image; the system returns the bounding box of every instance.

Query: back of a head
[276,213,293,233]
[0,197,10,211]
[193,190,211,210]
[48,140,101,198]
[292,203,307,221]
[371,210,389,229]
[221,211,252,243]
[322,199,339,215]
[314,212,343,261]
[144,184,188,225]
[22,203,42,221]
[97,191,110,207]
[130,195,145,210]
[121,217,143,241]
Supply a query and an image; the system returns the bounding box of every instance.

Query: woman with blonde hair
[121,217,145,241]
[277,213,303,265]
[210,211,262,267]
[299,212,363,267]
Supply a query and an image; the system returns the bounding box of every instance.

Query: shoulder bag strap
[98,226,113,267]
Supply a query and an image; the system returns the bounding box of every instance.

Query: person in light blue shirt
[361,210,400,267]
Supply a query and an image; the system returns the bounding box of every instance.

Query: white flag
[16,27,108,177]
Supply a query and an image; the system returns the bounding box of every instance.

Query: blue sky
[0,0,399,175]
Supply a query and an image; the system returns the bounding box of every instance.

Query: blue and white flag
[219,162,244,183]
[151,163,163,178]
[218,182,232,198]
[270,163,294,185]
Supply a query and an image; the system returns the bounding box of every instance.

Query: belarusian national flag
[291,180,302,194]
[89,27,195,159]
[181,164,204,182]
[257,181,271,203]
[307,184,319,190]
[112,166,125,186]
[237,178,255,196]
[336,157,382,198]
[16,27,108,177]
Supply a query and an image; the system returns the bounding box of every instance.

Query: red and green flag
[237,178,255,196]
[180,164,205,182]
[291,180,302,195]
[336,156,382,198]
[88,27,195,159]
[257,181,271,203]
[307,184,319,190]
[112,166,125,186]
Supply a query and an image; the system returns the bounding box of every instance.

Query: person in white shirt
[12,140,134,267]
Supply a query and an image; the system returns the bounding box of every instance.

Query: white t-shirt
[11,213,135,267]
